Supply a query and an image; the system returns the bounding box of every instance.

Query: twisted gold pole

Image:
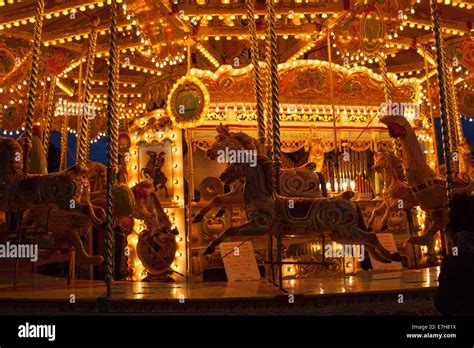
[42,77,57,158]
[105,0,120,298]
[22,0,44,174]
[76,22,99,164]
[423,54,439,172]
[328,31,341,192]
[446,67,463,174]
[266,0,280,176]
[247,0,265,151]
[378,54,392,104]
[378,53,404,161]
[451,81,465,145]
[444,65,458,162]
[264,2,273,151]
[59,116,68,171]
[430,0,453,198]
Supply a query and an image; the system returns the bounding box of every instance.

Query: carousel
[0,0,473,315]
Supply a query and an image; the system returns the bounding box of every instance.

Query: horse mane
[387,151,406,181]
[257,156,276,193]
[231,131,259,150]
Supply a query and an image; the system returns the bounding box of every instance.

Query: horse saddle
[284,199,320,220]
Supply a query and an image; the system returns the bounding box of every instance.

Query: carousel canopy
[0,0,473,137]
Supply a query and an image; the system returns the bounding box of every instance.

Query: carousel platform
[0,267,440,315]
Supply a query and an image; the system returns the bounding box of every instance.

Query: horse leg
[194,190,239,223]
[368,202,386,228]
[193,196,222,223]
[408,211,442,251]
[203,220,267,255]
[332,226,400,262]
[380,203,392,230]
[364,244,393,264]
[70,228,104,265]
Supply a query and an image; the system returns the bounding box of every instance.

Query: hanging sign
[166,75,210,128]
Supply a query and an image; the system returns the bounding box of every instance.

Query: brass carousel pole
[42,76,57,159]
[430,0,453,200]
[423,55,439,172]
[248,0,271,282]
[77,21,99,164]
[14,0,44,289]
[105,0,120,298]
[247,0,265,153]
[451,77,465,145]
[267,0,280,177]
[22,0,45,174]
[327,30,341,192]
[378,53,404,166]
[444,66,459,174]
[186,39,194,281]
[266,0,283,289]
[59,114,68,171]
[264,0,273,152]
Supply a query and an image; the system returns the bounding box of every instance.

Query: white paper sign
[370,233,403,271]
[219,241,261,282]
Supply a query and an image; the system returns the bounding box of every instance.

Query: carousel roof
[0,0,473,135]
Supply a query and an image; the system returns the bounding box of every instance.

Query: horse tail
[316,172,328,197]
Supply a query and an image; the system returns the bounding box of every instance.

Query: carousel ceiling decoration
[189,59,418,107]
[0,0,473,131]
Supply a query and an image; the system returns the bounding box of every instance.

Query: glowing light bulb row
[210,103,381,115]
[289,32,325,61]
[43,22,134,46]
[120,62,162,75]
[0,0,17,7]
[0,0,117,30]
[436,0,473,9]
[151,52,187,69]
[401,20,467,36]
[74,79,137,88]
[1,127,25,136]
[195,43,220,68]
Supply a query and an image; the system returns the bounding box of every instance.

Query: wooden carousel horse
[380,115,473,250]
[193,161,320,223]
[141,151,169,197]
[194,124,327,222]
[206,124,327,197]
[0,136,107,265]
[368,151,417,230]
[83,160,176,235]
[203,156,401,263]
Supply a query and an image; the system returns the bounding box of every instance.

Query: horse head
[373,151,405,182]
[379,115,408,138]
[206,123,258,160]
[372,151,391,172]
